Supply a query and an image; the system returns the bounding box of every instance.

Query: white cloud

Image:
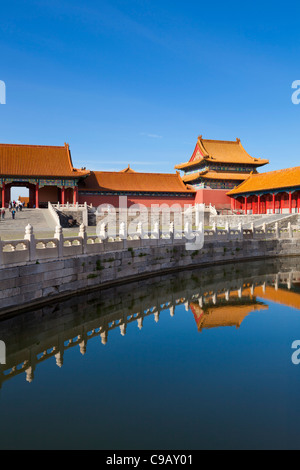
[140,132,163,139]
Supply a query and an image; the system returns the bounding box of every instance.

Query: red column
[244,196,248,214]
[252,198,255,214]
[61,186,65,205]
[231,197,235,211]
[280,194,284,214]
[273,194,276,214]
[35,184,39,209]
[73,186,78,205]
[297,192,300,213]
[257,195,261,214]
[2,182,5,208]
[289,191,292,214]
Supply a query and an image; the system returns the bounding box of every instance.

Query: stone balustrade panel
[0,221,299,268]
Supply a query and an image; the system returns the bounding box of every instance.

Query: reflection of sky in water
[0,260,300,449]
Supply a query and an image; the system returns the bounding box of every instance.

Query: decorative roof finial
[198,135,203,140]
[236,138,240,143]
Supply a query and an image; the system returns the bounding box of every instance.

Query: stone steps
[244,214,299,229]
[0,209,55,237]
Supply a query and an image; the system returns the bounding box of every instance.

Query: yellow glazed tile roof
[227,166,300,196]
[182,171,252,183]
[255,286,300,311]
[175,136,269,171]
[190,301,268,331]
[0,143,89,178]
[81,170,195,193]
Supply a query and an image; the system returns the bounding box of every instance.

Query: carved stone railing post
[169,221,174,244]
[195,204,201,227]
[288,222,293,238]
[99,222,106,240]
[79,223,87,254]
[83,203,88,227]
[153,221,159,245]
[238,222,243,240]
[24,224,36,262]
[119,222,127,249]
[197,221,204,241]
[184,221,192,242]
[54,225,64,258]
[136,221,144,247]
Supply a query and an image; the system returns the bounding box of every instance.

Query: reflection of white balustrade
[3,271,291,387]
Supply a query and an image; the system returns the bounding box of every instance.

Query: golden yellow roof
[182,170,251,183]
[175,136,269,171]
[190,301,268,331]
[80,170,195,193]
[120,165,136,173]
[0,143,89,178]
[227,166,300,196]
[255,286,300,310]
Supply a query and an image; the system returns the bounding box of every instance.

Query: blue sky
[1,0,300,175]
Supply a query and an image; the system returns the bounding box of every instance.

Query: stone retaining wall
[0,235,299,316]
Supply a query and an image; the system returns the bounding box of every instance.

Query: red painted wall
[78,190,243,210]
[78,193,196,208]
[194,188,242,210]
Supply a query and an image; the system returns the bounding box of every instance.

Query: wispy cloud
[103,161,164,166]
[140,132,163,139]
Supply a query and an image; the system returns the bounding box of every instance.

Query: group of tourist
[1,200,26,220]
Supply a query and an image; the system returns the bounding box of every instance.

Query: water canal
[0,258,300,449]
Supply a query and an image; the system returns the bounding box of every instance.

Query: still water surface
[1,258,300,449]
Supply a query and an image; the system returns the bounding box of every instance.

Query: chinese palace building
[78,167,196,207]
[227,166,300,214]
[0,143,195,208]
[175,135,269,209]
[0,143,89,208]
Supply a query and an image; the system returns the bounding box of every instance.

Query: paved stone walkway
[0,209,97,240]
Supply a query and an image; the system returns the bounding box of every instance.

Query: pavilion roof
[255,285,300,311]
[0,143,89,179]
[80,170,195,193]
[190,300,268,331]
[227,166,300,196]
[120,165,136,173]
[182,170,252,183]
[175,136,269,171]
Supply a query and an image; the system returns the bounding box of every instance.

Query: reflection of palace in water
[1,259,300,388]
[190,276,300,331]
